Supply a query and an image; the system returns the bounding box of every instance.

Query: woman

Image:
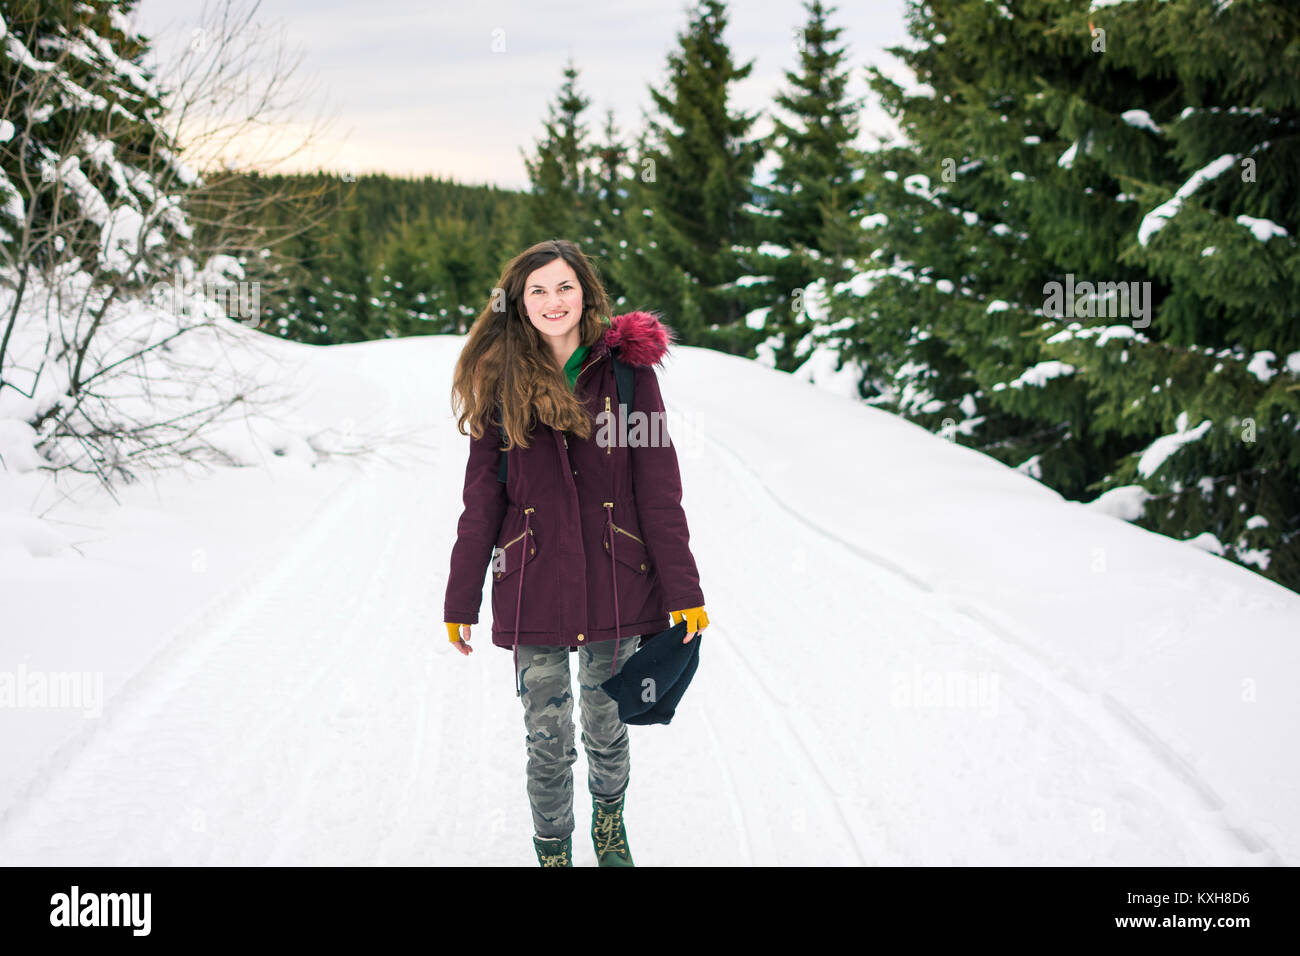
[443,239,710,867]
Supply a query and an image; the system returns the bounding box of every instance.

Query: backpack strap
[496,350,637,485]
[612,352,635,413]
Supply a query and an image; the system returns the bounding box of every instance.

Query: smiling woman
[523,257,586,370]
[441,238,709,866]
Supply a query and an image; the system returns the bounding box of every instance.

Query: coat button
[577,633,585,642]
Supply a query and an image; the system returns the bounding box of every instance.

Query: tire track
[704,623,874,865]
[0,465,361,848]
[696,422,1279,865]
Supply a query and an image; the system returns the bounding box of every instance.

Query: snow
[1186,532,1226,556]
[1,326,1298,865]
[1095,324,1138,346]
[1137,411,1213,478]
[1138,154,1236,246]
[0,168,23,221]
[1247,351,1276,383]
[1057,142,1078,168]
[76,23,161,99]
[903,174,932,198]
[1007,360,1075,389]
[1087,485,1151,521]
[1121,109,1161,134]
[1235,215,1287,242]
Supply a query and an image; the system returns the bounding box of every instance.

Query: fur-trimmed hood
[588,310,676,368]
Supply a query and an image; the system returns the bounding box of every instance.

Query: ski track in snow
[695,421,1278,865]
[0,342,1285,865]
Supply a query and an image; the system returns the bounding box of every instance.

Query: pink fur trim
[604,310,676,367]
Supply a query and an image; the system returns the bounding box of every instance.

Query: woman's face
[522,257,584,343]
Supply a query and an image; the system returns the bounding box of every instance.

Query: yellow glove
[669,607,709,639]
[447,622,469,644]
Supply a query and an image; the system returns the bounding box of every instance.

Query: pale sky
[130,0,914,190]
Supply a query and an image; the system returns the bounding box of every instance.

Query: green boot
[592,793,634,867]
[533,833,573,867]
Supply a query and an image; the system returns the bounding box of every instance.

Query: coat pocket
[493,515,537,582]
[603,519,650,575]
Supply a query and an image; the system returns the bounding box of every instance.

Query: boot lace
[537,839,569,866]
[593,800,628,859]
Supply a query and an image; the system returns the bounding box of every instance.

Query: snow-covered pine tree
[749,0,871,374]
[628,0,767,354]
[1050,0,1300,590]
[843,0,1300,592]
[843,0,1108,488]
[0,0,195,290]
[615,122,694,327]
[587,108,634,309]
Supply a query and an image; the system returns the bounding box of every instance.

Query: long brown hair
[451,239,612,450]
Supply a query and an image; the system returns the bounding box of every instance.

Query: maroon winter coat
[443,311,706,690]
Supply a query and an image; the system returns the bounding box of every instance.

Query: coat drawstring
[512,433,630,693]
[513,506,533,697]
[604,502,622,678]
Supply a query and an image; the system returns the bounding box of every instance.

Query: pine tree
[845,0,1300,592]
[331,204,374,342]
[1050,0,1300,590]
[750,0,871,373]
[520,58,597,246]
[431,208,488,335]
[629,0,768,353]
[0,0,195,289]
[588,108,634,308]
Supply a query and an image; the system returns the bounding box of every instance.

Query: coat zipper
[495,512,536,579]
[601,501,645,545]
[610,522,644,545]
[605,395,611,455]
[575,354,598,388]
[500,527,534,550]
[564,352,599,453]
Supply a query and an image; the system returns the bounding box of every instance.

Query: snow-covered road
[1,334,1294,865]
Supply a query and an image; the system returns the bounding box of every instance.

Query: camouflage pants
[516,636,642,839]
